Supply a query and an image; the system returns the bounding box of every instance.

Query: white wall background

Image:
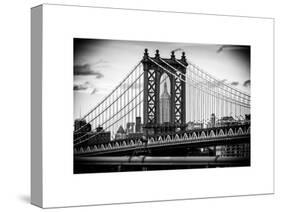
[0,0,280,211]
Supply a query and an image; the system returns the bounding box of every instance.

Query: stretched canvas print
[73,39,251,174]
[31,4,274,208]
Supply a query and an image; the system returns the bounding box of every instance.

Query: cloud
[230,81,239,86]
[74,81,97,94]
[74,64,104,78]
[216,46,224,53]
[216,45,249,54]
[92,59,109,68]
[90,88,98,95]
[243,80,251,87]
[73,82,89,91]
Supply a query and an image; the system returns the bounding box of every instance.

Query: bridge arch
[237,127,244,135]
[228,128,234,136]
[201,131,207,138]
[166,135,171,142]
[219,129,224,136]
[209,130,215,137]
[192,132,197,139]
[148,137,155,144]
[137,139,142,145]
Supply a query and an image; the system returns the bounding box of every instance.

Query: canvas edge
[31,5,43,208]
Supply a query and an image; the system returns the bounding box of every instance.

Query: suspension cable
[74,64,143,133]
[175,59,250,102]
[152,57,249,108]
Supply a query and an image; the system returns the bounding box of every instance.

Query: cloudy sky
[74,38,250,119]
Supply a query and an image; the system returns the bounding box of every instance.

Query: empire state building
[160,82,171,123]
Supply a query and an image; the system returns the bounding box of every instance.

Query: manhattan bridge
[73,49,250,173]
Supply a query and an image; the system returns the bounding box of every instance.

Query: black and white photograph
[73,38,251,174]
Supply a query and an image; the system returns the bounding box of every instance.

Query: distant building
[96,125,103,132]
[135,117,142,133]
[126,122,135,134]
[74,124,111,147]
[244,114,251,124]
[115,125,126,140]
[127,132,143,139]
[210,113,216,127]
[74,119,91,133]
[74,119,92,145]
[186,121,203,130]
[160,82,171,123]
[216,144,250,157]
[206,113,216,128]
[87,127,111,146]
[215,115,250,157]
[217,116,238,126]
